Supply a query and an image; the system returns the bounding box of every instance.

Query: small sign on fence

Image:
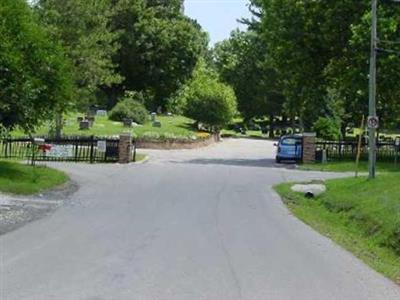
[395,137,400,147]
[46,145,74,158]
[97,140,107,152]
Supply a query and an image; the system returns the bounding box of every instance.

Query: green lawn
[275,175,400,284]
[0,161,68,195]
[12,114,199,139]
[300,160,400,173]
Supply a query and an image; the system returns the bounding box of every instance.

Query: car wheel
[275,157,281,164]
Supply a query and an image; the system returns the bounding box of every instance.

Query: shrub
[182,62,237,132]
[109,92,148,124]
[313,117,341,140]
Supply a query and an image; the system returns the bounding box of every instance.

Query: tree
[213,30,283,125]
[109,0,208,110]
[35,0,122,108]
[0,0,73,133]
[182,61,237,132]
[250,0,400,136]
[326,2,400,133]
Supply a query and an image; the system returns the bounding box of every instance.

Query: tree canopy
[243,0,400,133]
[0,0,73,132]
[109,0,208,110]
[35,0,122,108]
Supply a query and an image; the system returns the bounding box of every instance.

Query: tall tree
[108,0,208,110]
[253,0,400,133]
[213,30,283,124]
[35,0,122,108]
[0,0,73,133]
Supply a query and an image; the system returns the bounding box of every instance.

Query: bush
[181,62,237,132]
[109,92,148,124]
[313,117,341,140]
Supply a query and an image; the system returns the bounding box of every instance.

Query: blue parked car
[275,135,303,163]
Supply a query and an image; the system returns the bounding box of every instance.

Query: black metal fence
[316,140,400,162]
[0,136,136,163]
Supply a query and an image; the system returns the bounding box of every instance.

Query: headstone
[150,112,157,122]
[79,120,90,130]
[167,112,173,117]
[123,118,133,127]
[96,110,107,117]
[86,116,95,127]
[87,105,97,117]
[152,121,162,128]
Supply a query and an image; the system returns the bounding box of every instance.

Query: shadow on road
[175,158,298,169]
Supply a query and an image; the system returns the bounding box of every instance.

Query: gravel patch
[0,180,78,235]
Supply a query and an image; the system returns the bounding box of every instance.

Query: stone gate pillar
[119,133,132,164]
[302,132,316,163]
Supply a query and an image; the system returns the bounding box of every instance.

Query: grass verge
[0,161,68,195]
[300,160,400,173]
[275,175,400,285]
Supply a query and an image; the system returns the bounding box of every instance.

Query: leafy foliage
[0,0,73,132]
[109,0,208,110]
[35,0,122,108]
[182,61,237,131]
[213,30,283,121]
[313,117,341,141]
[109,92,149,124]
[248,0,400,133]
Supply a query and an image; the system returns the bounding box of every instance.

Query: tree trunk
[55,113,63,139]
[341,124,347,141]
[269,115,275,139]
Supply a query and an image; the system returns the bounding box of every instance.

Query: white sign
[97,140,107,152]
[367,116,379,129]
[46,145,74,158]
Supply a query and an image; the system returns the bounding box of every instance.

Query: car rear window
[281,138,301,146]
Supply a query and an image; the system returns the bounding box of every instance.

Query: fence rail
[316,140,400,162]
[0,136,136,163]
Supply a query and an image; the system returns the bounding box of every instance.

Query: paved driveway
[1,139,399,300]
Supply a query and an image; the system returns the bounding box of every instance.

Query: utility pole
[368,0,378,179]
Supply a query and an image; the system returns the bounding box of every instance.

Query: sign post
[395,137,400,167]
[368,0,378,179]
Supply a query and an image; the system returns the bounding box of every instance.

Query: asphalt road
[1,139,399,300]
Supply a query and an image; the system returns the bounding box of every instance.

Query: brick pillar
[302,132,316,163]
[119,133,132,164]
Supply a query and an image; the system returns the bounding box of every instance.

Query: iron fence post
[90,135,95,164]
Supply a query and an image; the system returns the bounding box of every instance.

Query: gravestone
[96,110,107,117]
[152,121,162,128]
[86,116,95,127]
[123,118,133,127]
[79,120,90,130]
[150,112,157,122]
